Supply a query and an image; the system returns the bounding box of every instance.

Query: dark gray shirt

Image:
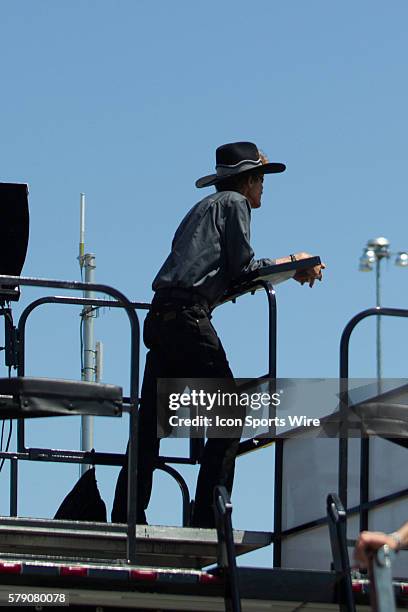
[153,190,275,307]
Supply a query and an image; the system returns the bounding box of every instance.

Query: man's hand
[354,531,400,568]
[292,252,326,288]
[274,252,326,287]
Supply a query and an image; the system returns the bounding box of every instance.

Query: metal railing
[0,275,140,563]
[272,307,408,569]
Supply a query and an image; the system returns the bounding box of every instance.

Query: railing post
[9,457,18,517]
[339,307,408,549]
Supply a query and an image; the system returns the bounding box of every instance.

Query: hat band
[216,158,262,177]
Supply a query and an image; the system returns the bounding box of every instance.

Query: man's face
[246,174,264,209]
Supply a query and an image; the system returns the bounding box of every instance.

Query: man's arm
[225,195,325,286]
[224,196,274,279]
[275,253,326,287]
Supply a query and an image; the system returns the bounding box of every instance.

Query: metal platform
[2,559,407,611]
[0,517,272,569]
[0,557,344,611]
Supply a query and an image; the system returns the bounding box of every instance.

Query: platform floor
[0,516,272,569]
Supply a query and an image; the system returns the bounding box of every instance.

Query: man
[112,141,324,527]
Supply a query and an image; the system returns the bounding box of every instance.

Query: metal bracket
[214,485,242,612]
[2,307,18,368]
[369,545,397,611]
[327,493,356,612]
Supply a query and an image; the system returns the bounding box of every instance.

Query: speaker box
[0,182,29,301]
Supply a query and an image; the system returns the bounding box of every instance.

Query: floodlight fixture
[395,251,408,267]
[359,248,376,271]
[366,237,390,260]
[358,235,408,380]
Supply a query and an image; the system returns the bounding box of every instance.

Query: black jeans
[111,300,239,527]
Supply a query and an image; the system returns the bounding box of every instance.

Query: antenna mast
[79,193,97,474]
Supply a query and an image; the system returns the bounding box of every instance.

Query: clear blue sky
[1,1,408,568]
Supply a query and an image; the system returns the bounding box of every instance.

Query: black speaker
[0,183,29,301]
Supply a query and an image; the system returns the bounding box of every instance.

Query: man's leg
[183,313,239,528]
[111,349,161,523]
[192,437,241,527]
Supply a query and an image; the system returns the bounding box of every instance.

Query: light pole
[359,237,408,379]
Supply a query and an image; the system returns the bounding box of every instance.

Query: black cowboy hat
[195,141,286,188]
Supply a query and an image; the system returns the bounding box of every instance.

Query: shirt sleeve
[224,195,275,280]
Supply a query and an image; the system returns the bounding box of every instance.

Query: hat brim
[195,162,286,189]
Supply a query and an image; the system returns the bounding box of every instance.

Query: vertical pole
[78,194,95,474]
[81,253,96,474]
[10,457,18,516]
[262,281,282,568]
[79,193,85,265]
[376,257,381,381]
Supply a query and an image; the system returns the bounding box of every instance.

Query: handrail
[237,280,277,456]
[0,275,140,564]
[270,307,408,569]
[16,294,149,377]
[1,274,280,548]
[158,462,191,526]
[5,292,195,528]
[338,307,408,525]
[15,296,149,457]
[339,307,408,379]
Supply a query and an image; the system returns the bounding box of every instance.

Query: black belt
[153,287,209,309]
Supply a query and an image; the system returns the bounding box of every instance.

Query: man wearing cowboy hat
[112,141,324,527]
